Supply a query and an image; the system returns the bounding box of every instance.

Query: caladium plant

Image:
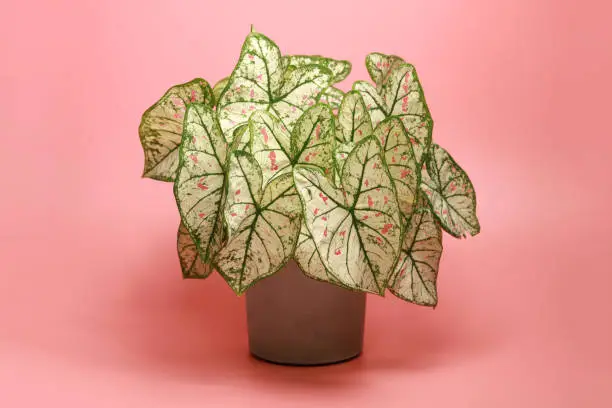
[139,28,480,307]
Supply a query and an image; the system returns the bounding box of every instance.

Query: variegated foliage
[139,29,480,307]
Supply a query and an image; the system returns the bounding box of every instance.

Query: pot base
[246,261,366,366]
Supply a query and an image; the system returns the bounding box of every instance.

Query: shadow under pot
[245,260,367,366]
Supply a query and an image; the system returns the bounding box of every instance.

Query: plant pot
[245,260,367,365]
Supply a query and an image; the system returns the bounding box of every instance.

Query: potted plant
[139,28,480,365]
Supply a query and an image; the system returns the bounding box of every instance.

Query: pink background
[1,0,611,406]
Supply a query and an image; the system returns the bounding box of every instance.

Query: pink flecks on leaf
[375,212,382,217]
[401,155,407,161]
[367,196,374,207]
[381,223,393,234]
[384,196,389,204]
[257,74,263,80]
[315,124,321,140]
[260,127,269,144]
[392,156,396,163]
[190,90,197,102]
[376,236,383,244]
[357,129,362,136]
[364,179,369,187]
[339,230,346,237]
[198,212,206,218]
[313,208,319,215]
[250,89,255,99]
[334,249,342,256]
[231,212,237,217]
[197,181,209,191]
[362,215,369,220]
[319,193,329,205]
[248,54,254,60]
[322,216,327,221]
[245,204,250,211]
[268,151,278,171]
[426,190,432,196]
[410,138,417,145]
[323,228,328,237]
[399,267,407,277]
[291,106,297,112]
[189,154,198,164]
[400,169,411,179]
[174,113,182,119]
[235,189,241,195]
[442,209,448,215]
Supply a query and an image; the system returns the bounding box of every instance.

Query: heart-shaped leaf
[365,53,404,88]
[374,117,418,215]
[291,104,335,173]
[389,197,442,306]
[249,111,292,185]
[355,55,432,163]
[294,136,402,295]
[177,222,213,279]
[217,32,332,139]
[139,79,214,181]
[272,65,334,130]
[337,91,373,144]
[421,144,480,238]
[174,104,228,263]
[215,153,301,293]
[282,55,351,83]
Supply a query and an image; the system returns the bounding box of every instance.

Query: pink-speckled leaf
[374,117,418,215]
[421,144,480,238]
[139,78,214,181]
[249,110,292,185]
[389,196,442,306]
[177,222,213,279]
[294,136,402,294]
[291,104,335,174]
[174,104,228,263]
[365,53,404,88]
[215,154,301,294]
[337,91,373,144]
[217,33,332,139]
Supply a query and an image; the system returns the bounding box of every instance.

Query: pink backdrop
[2,0,611,406]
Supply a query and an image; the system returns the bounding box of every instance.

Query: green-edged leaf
[217,33,283,138]
[294,223,340,284]
[177,222,213,279]
[357,55,433,163]
[374,117,418,215]
[365,53,403,88]
[291,104,335,174]
[139,78,214,181]
[420,144,480,238]
[217,33,332,139]
[249,111,292,185]
[353,80,386,127]
[271,64,332,130]
[283,55,351,83]
[174,104,228,263]
[294,137,402,295]
[337,91,373,144]
[212,77,230,105]
[317,86,345,110]
[389,197,442,306]
[380,61,432,162]
[215,155,300,294]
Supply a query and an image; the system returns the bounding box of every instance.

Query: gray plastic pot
[245,260,366,365]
